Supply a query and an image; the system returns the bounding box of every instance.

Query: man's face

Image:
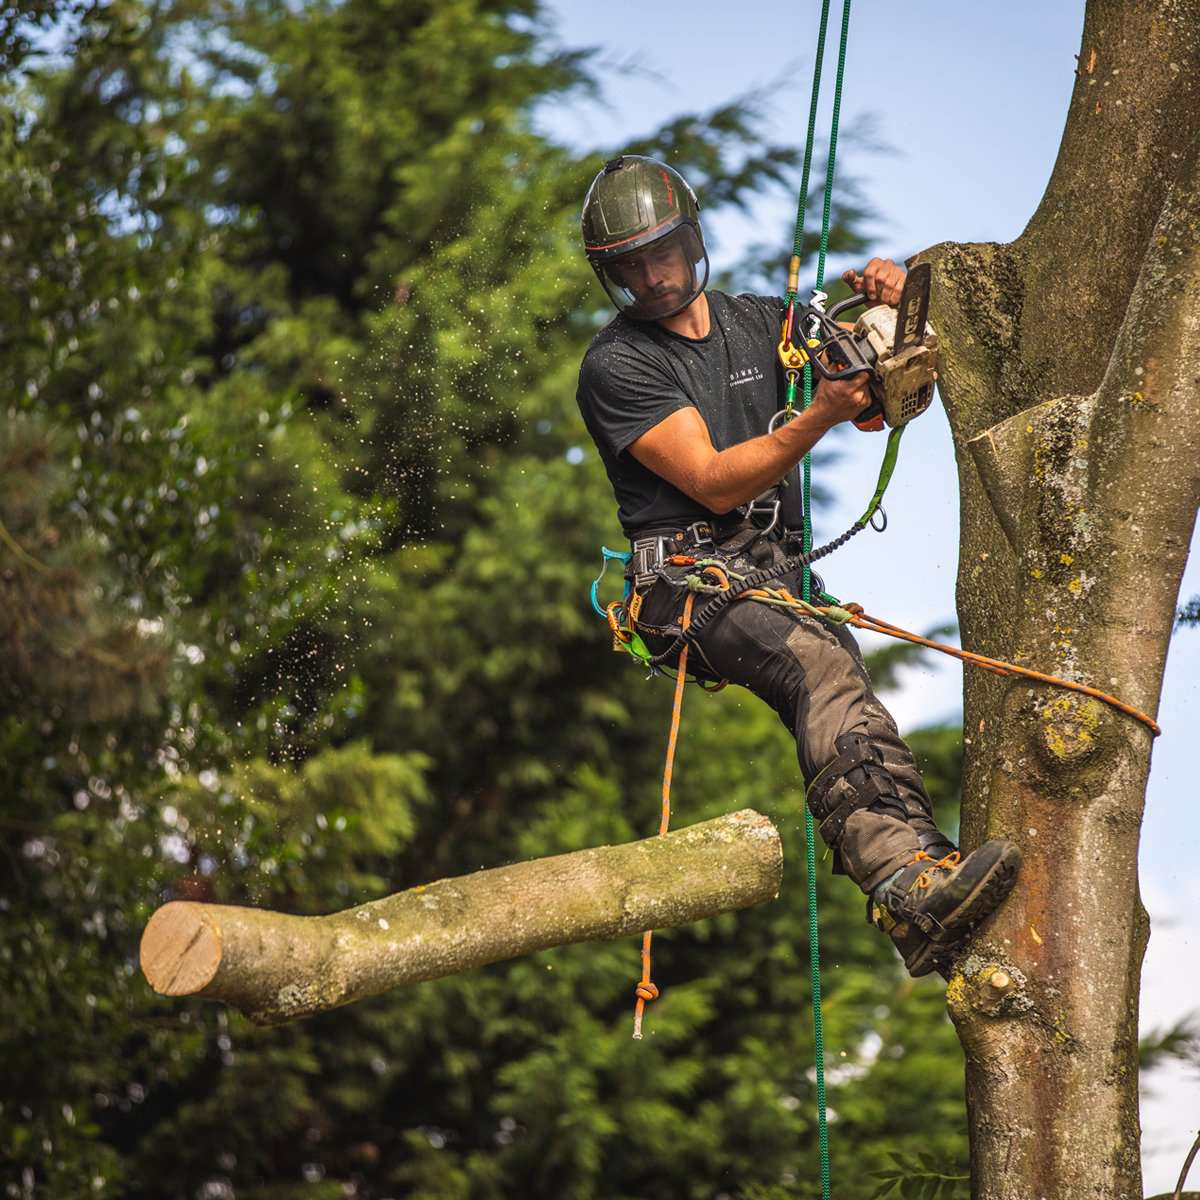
[591,222,708,321]
[607,238,690,309]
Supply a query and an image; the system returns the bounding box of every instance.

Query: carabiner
[745,497,781,540]
[590,546,632,617]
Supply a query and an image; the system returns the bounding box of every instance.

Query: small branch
[1175,1131,1200,1200]
[140,808,783,1025]
[946,952,1031,1022]
[0,516,48,572]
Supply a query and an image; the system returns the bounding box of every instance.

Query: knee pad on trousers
[807,732,908,849]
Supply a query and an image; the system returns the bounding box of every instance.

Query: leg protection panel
[807,732,907,848]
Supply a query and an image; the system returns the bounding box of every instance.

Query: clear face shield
[592,223,709,321]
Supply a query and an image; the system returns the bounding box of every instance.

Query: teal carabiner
[590,546,632,617]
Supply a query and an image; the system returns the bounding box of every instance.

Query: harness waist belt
[629,521,717,588]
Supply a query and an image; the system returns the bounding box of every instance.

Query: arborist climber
[575,154,1021,977]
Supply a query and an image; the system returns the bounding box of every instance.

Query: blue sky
[540,2,1200,1190]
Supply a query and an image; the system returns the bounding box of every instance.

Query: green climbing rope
[787,0,833,281]
[788,3,854,1198]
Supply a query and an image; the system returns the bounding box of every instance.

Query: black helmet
[580,155,709,321]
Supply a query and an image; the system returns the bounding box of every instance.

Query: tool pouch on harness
[807,732,908,866]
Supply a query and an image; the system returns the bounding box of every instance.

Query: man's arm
[628,256,906,514]
[627,373,871,514]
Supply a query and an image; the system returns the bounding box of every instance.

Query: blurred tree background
[1,2,972,1197]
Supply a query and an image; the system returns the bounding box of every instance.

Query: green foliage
[1177,595,1200,628]
[868,1150,970,1200]
[0,413,168,721]
[0,2,974,1197]
[1140,1016,1200,1074]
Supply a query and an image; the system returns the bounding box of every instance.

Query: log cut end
[140,901,222,996]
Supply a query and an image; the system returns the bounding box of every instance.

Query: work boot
[868,839,1022,978]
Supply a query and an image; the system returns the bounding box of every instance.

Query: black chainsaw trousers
[633,538,946,894]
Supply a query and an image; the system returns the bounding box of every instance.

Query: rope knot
[635,980,660,1002]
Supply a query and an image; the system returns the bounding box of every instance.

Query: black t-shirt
[576,290,791,538]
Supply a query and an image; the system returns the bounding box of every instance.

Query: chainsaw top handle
[827,292,870,320]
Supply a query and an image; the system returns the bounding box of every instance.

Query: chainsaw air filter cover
[855,307,939,428]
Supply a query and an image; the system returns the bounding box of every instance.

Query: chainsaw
[777,261,939,431]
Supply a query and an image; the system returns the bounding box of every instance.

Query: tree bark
[917,4,1200,1197]
[139,808,782,1026]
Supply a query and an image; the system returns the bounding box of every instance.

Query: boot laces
[912,849,961,889]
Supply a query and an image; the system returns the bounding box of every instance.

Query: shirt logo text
[730,365,765,388]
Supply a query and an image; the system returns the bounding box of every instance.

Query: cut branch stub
[140,808,783,1026]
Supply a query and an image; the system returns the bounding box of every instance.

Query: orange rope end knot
[635,981,660,1002]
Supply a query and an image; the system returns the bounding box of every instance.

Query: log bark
[916,3,1200,1196]
[140,808,782,1026]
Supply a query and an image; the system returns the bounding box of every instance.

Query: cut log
[140,808,782,1025]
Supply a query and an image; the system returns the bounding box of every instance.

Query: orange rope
[841,605,1161,737]
[632,591,694,1039]
[712,571,1159,736]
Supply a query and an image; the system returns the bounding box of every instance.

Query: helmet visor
[593,224,709,321]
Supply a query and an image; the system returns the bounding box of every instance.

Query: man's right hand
[810,370,873,427]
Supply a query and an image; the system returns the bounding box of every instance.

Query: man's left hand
[841,257,905,307]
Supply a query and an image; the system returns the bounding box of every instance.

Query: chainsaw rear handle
[804,336,872,383]
[788,295,892,429]
[808,321,883,429]
[805,352,882,429]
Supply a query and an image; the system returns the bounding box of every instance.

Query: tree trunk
[917,3,1200,1196]
[139,808,782,1026]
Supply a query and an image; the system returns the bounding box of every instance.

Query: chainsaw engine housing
[854,306,939,427]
